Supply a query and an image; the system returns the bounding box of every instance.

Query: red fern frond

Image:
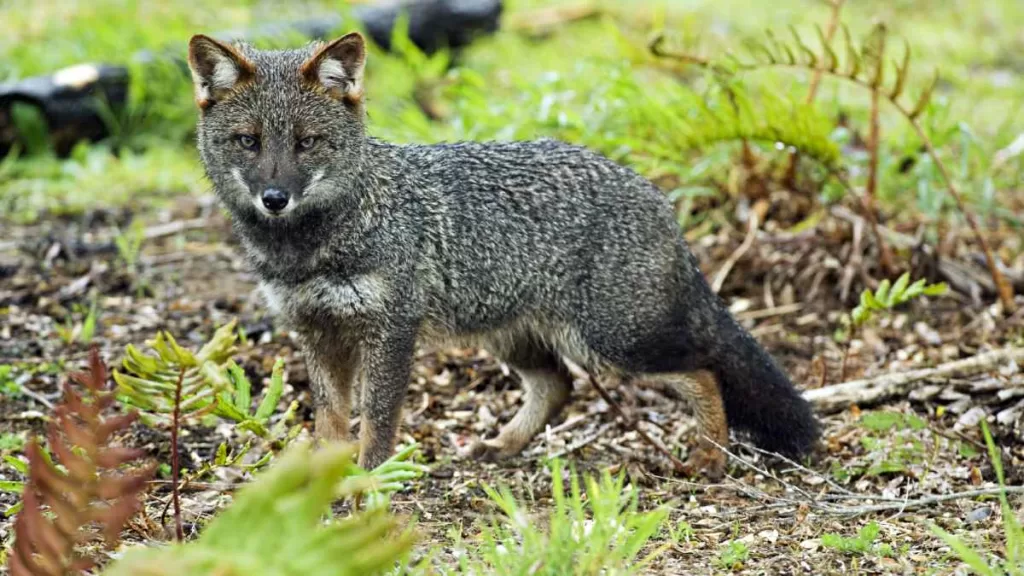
[10,348,156,576]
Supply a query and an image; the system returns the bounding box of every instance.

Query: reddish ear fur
[187,34,255,109]
[299,32,366,105]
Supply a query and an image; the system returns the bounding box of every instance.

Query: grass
[440,460,672,575]
[1,0,1022,226]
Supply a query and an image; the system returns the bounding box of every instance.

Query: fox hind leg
[469,342,573,461]
[646,369,728,479]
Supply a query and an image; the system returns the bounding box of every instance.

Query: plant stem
[865,83,897,276]
[806,0,845,104]
[171,366,185,542]
[649,46,1016,313]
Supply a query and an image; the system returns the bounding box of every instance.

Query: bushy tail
[709,313,820,456]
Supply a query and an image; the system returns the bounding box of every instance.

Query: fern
[113,320,297,441]
[610,74,841,172]
[9,349,154,576]
[102,442,417,576]
[720,23,938,121]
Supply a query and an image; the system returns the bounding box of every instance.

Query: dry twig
[805,347,1024,414]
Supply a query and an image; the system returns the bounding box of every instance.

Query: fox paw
[466,438,521,463]
[682,447,726,481]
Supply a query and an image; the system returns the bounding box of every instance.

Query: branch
[804,347,1024,414]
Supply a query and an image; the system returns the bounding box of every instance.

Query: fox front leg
[357,326,417,470]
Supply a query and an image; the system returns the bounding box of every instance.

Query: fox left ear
[188,34,255,109]
[300,32,366,105]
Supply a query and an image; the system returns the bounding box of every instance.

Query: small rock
[914,322,942,345]
[800,538,821,551]
[954,406,988,431]
[965,506,992,524]
[758,529,779,544]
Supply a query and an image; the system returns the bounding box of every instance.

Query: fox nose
[261,188,290,213]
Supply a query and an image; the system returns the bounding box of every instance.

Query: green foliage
[1,444,56,517]
[849,272,947,330]
[860,410,927,432]
[857,410,929,477]
[0,364,19,397]
[728,23,939,119]
[608,71,842,171]
[56,299,100,345]
[822,522,893,557]
[102,442,417,576]
[113,320,298,441]
[715,540,750,571]
[114,220,146,270]
[458,460,672,575]
[0,432,25,454]
[931,422,1024,575]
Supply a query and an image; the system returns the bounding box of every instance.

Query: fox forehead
[203,47,344,131]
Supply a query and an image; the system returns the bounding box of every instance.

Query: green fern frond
[113,320,287,439]
[102,442,417,576]
[609,75,841,170]
[730,23,936,117]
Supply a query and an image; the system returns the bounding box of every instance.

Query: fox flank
[188,31,820,474]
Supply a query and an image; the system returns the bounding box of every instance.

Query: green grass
[445,460,672,575]
[822,522,894,558]
[1,0,1022,227]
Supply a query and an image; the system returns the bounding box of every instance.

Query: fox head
[187,32,367,222]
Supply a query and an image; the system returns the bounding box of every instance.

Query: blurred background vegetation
[1,0,1021,239]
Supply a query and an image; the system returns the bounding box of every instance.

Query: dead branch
[505,2,599,35]
[804,347,1024,414]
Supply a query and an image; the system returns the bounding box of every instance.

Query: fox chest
[258,275,389,328]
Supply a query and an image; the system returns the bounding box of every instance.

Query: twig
[804,347,1024,414]
[16,386,56,411]
[864,62,898,276]
[546,421,615,460]
[736,303,804,321]
[585,372,689,473]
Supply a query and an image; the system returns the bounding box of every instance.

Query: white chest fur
[259,274,389,323]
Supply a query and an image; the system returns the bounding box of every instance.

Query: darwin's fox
[187,31,819,475]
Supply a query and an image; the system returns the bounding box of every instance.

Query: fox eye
[297,136,318,151]
[236,134,259,151]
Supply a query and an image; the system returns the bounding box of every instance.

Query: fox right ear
[299,32,366,105]
[187,35,255,108]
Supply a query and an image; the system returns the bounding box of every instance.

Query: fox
[186,31,819,476]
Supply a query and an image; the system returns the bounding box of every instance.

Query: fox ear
[187,34,255,108]
[300,32,366,105]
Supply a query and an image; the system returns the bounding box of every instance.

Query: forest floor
[2,0,1024,574]
[1,197,1022,574]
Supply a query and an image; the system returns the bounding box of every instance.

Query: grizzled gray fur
[187,31,819,474]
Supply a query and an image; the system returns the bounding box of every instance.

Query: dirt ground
[1,197,1023,575]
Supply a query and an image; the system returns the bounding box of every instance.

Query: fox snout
[260,188,291,214]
